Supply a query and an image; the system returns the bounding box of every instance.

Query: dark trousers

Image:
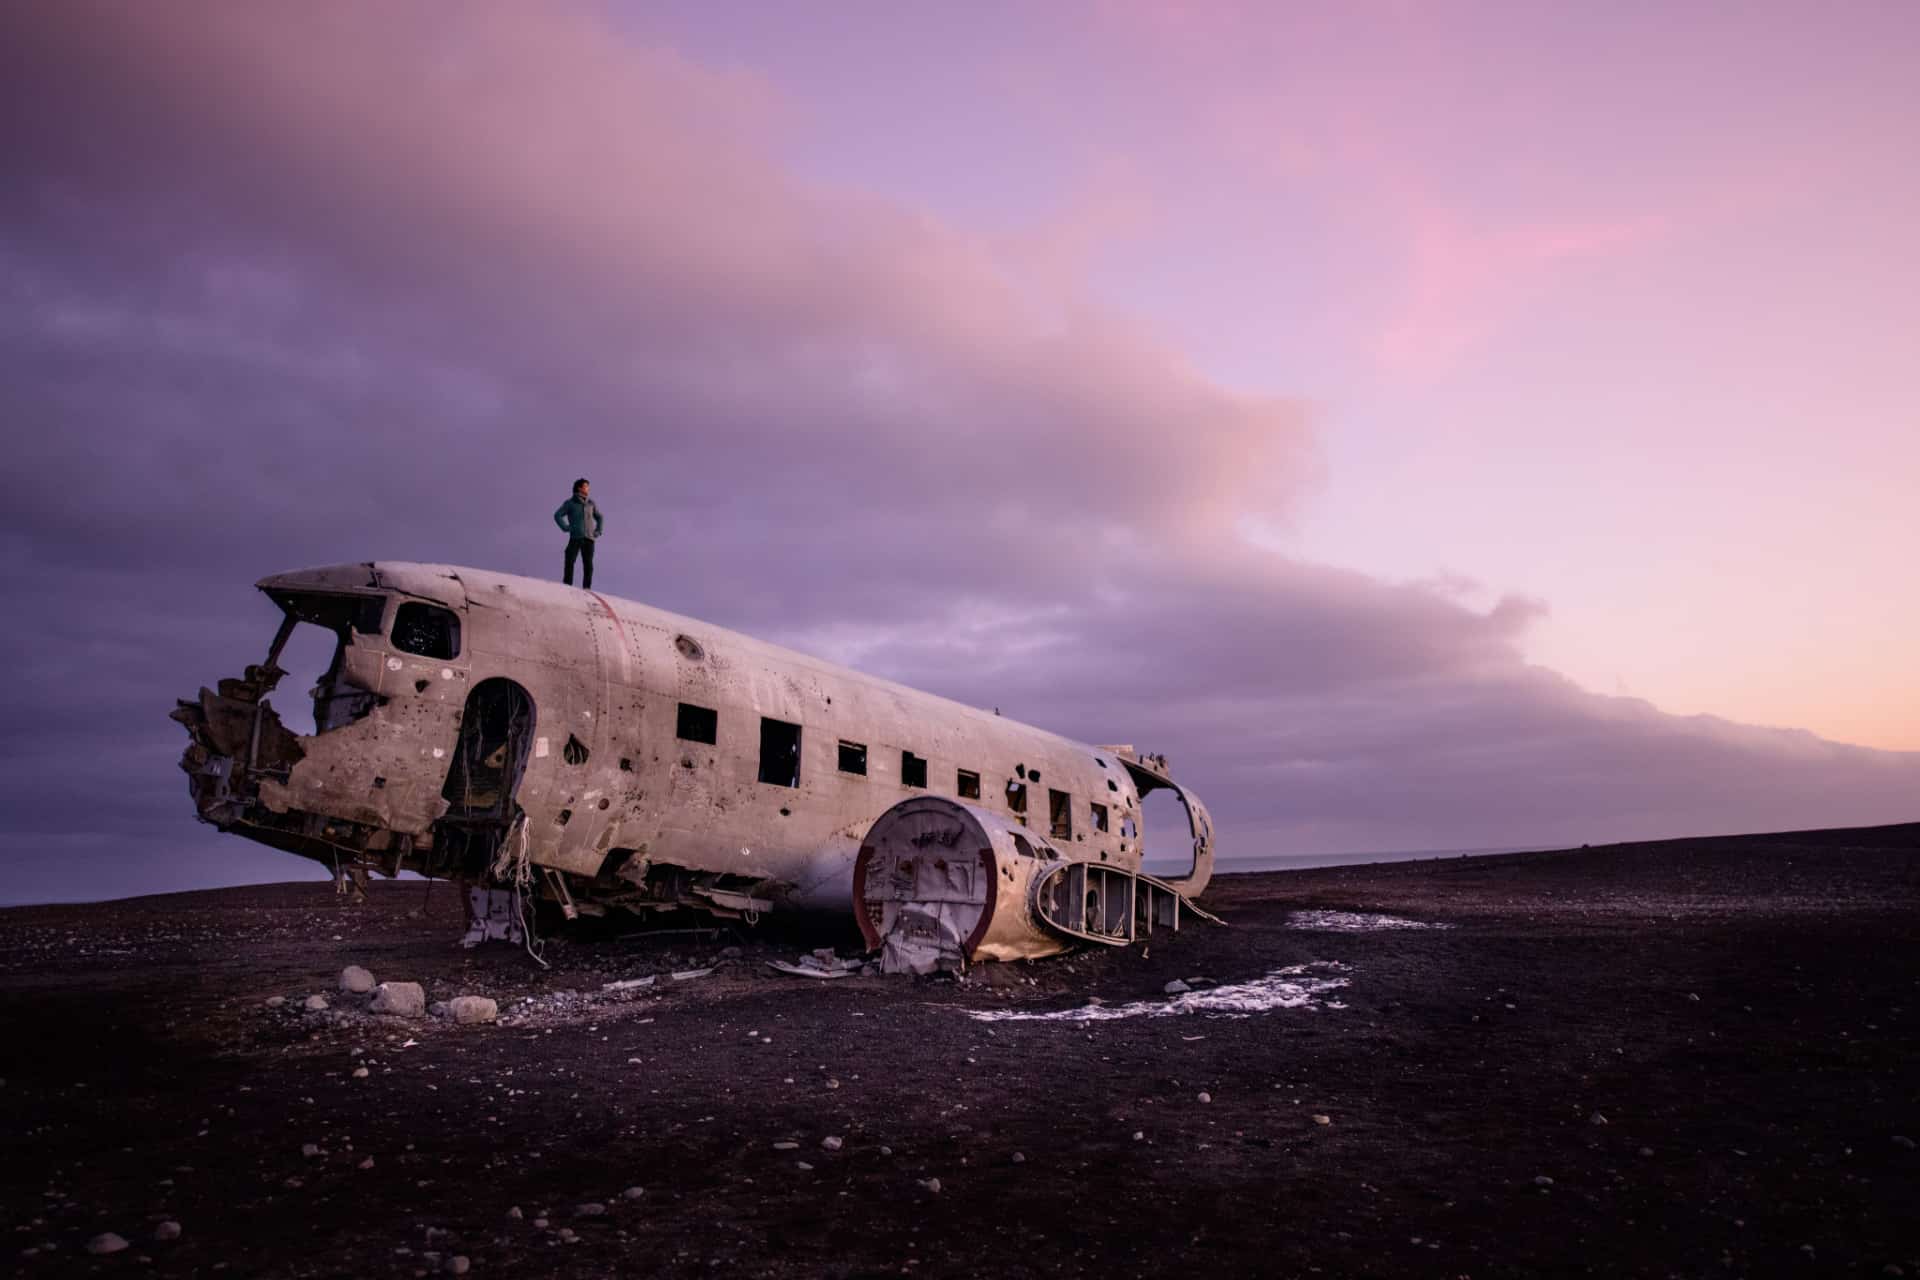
[563,537,595,589]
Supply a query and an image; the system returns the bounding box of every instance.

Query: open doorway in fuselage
[436,677,536,876]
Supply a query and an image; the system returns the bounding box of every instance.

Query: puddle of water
[1288,910,1454,932]
[967,961,1350,1022]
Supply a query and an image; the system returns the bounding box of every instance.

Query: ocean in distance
[1143,846,1540,878]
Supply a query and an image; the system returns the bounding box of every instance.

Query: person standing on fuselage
[554,478,604,589]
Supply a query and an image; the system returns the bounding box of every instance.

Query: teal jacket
[554,495,603,540]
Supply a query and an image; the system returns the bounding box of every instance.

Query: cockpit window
[268,590,386,635]
[262,591,390,735]
[392,602,460,660]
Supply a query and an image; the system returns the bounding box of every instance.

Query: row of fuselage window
[672,700,1125,845]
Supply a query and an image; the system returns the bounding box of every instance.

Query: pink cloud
[1377,196,1668,376]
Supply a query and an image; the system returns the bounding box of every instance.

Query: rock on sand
[438,996,498,1025]
[338,965,375,994]
[369,982,426,1018]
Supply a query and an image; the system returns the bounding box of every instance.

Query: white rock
[1312,1114,1331,1126]
[445,1256,470,1275]
[1164,980,1192,995]
[86,1234,128,1255]
[264,996,287,1008]
[574,1202,606,1217]
[338,966,376,994]
[622,1186,645,1200]
[1589,1112,1609,1126]
[1197,1092,1212,1104]
[153,1221,182,1242]
[772,1141,799,1151]
[303,994,329,1012]
[1011,1152,1026,1165]
[918,1178,942,1193]
[369,982,426,1018]
[1533,1175,1554,1187]
[820,1136,844,1152]
[352,1066,369,1079]
[443,996,498,1025]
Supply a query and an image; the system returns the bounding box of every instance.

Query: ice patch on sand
[967,962,1350,1022]
[1288,910,1454,932]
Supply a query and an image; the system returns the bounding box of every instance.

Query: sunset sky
[1,2,1914,901]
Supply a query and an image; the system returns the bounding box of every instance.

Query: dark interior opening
[437,677,536,873]
[392,601,460,660]
[1091,801,1109,832]
[1007,779,1028,817]
[676,702,718,745]
[838,741,868,775]
[758,717,802,787]
[957,769,980,799]
[901,751,928,788]
[1049,788,1072,839]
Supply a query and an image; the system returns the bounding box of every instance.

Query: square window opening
[676,702,718,745]
[957,769,981,799]
[392,602,460,660]
[1006,779,1028,814]
[1091,801,1109,833]
[901,751,928,788]
[838,740,868,776]
[1049,788,1072,840]
[758,717,802,788]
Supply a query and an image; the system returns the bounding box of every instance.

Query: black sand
[3,824,1917,1278]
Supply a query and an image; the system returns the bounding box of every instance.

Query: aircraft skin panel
[174,562,1213,927]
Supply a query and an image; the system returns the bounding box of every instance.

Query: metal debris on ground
[766,949,864,979]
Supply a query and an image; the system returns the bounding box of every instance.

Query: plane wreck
[173,563,1217,967]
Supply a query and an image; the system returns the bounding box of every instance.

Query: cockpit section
[261,588,390,733]
[173,564,478,891]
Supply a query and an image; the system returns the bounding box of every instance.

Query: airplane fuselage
[173,563,1214,925]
